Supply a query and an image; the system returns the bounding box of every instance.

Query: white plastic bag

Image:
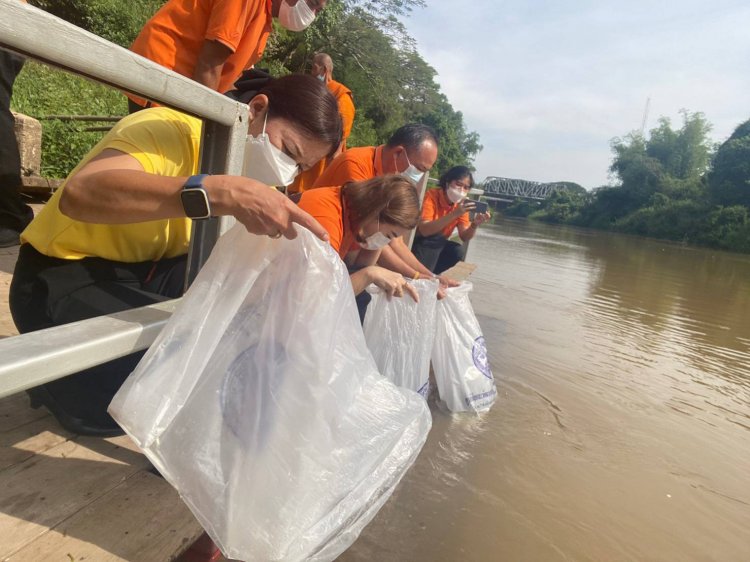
[363,279,439,397]
[109,224,431,562]
[431,282,497,413]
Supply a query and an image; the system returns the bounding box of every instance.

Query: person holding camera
[411,165,491,274]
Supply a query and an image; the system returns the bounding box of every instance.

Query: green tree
[261,0,481,174]
[708,118,750,206]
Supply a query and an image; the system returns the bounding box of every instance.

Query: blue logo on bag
[472,336,493,380]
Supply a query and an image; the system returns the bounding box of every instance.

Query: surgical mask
[446,186,467,204]
[360,231,391,251]
[360,218,391,250]
[399,151,424,184]
[243,112,299,186]
[278,0,316,32]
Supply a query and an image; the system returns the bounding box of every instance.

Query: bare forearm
[377,244,419,277]
[459,223,477,242]
[192,40,231,91]
[388,237,433,277]
[61,169,186,223]
[349,267,372,295]
[192,62,222,90]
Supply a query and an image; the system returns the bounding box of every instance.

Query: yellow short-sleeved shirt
[22,107,202,262]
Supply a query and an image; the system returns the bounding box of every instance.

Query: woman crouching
[297,175,420,320]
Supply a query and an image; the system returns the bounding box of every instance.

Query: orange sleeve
[205,0,255,52]
[420,190,439,221]
[297,188,344,254]
[338,93,355,141]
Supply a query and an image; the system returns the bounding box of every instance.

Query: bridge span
[482,176,565,201]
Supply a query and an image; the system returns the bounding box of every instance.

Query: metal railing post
[186,112,248,286]
[405,174,433,250]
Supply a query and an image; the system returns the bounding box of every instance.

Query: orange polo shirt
[421,188,471,238]
[311,145,385,189]
[129,0,272,106]
[297,187,358,258]
[287,79,356,193]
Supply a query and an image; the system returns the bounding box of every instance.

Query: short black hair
[386,123,438,150]
[439,165,474,190]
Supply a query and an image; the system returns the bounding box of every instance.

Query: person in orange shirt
[128,0,327,111]
[287,52,355,194]
[311,123,461,292]
[298,175,420,321]
[412,166,491,273]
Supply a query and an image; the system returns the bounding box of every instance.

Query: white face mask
[360,231,391,251]
[446,185,467,204]
[278,0,316,32]
[399,151,424,184]
[243,112,300,187]
[359,218,392,250]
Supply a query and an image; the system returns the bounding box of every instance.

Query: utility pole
[640,97,651,136]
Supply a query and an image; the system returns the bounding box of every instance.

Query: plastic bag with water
[431,282,497,413]
[109,224,431,561]
[363,278,439,397]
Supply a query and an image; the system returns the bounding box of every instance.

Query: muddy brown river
[341,218,750,561]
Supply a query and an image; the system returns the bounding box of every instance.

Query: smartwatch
[180,174,212,219]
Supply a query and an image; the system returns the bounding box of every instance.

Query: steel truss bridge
[482,176,565,201]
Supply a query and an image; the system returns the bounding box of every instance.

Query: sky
[400,0,750,189]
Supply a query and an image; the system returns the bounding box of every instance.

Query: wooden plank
[0,416,72,471]
[441,261,477,282]
[0,393,47,432]
[5,471,203,562]
[0,245,19,340]
[0,436,151,558]
[21,176,62,197]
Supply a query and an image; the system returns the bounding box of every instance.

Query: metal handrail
[0,0,248,395]
[0,300,180,399]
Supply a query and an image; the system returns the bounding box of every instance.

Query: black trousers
[0,49,33,232]
[10,244,187,426]
[412,234,465,274]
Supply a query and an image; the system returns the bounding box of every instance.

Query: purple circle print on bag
[472,336,493,379]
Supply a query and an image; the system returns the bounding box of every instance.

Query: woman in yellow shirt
[10,72,342,436]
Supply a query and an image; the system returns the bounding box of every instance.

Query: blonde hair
[343,175,420,230]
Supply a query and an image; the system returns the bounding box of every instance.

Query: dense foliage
[506,112,750,254]
[11,0,480,178]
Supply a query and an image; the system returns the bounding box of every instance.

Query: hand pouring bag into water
[431,282,497,413]
[109,224,432,562]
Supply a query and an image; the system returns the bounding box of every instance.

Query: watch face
[181,189,211,219]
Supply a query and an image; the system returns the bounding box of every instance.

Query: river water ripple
[341,218,750,562]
